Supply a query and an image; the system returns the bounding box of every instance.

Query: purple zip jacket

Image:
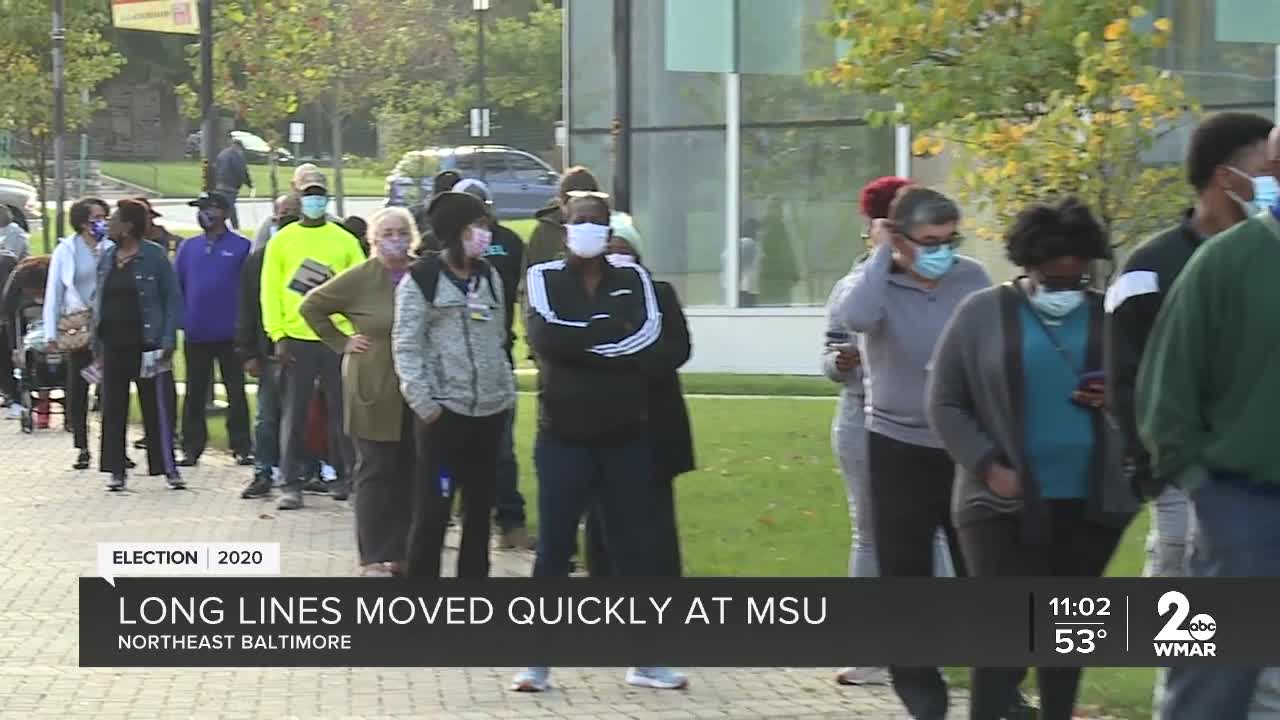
[174,227,251,343]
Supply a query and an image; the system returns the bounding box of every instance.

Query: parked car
[384,145,559,219]
[0,179,41,228]
[184,130,294,165]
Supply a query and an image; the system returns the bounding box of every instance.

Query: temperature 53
[1056,627,1106,654]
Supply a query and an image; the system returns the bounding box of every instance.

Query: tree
[0,0,123,250]
[178,0,336,199]
[825,1,1195,248]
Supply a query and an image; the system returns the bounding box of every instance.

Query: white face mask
[606,253,636,266]
[565,223,610,259]
[1029,286,1085,318]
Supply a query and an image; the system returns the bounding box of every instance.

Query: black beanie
[426,191,488,244]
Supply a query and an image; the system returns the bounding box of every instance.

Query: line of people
[823,111,1280,720]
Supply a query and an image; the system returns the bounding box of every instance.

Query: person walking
[827,177,955,689]
[1137,127,1280,720]
[301,207,417,576]
[236,194,301,498]
[93,199,183,491]
[214,138,253,229]
[174,191,253,467]
[0,205,29,260]
[581,224,693,578]
[261,172,363,510]
[453,178,532,550]
[511,192,684,694]
[1107,112,1274,578]
[44,198,111,470]
[834,186,990,720]
[927,198,1137,720]
[392,191,515,578]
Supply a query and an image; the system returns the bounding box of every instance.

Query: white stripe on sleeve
[1104,270,1159,314]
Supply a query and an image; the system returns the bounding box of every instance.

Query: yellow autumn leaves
[1102,7,1173,44]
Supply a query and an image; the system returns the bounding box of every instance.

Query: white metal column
[894,102,911,178]
[725,71,741,308]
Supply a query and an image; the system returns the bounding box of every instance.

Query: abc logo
[1188,614,1217,642]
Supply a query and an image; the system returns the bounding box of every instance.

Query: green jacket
[1137,211,1280,490]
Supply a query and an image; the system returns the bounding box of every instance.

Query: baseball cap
[453,178,493,205]
[296,169,328,193]
[188,191,232,211]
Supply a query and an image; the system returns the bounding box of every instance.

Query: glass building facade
[565,0,1280,372]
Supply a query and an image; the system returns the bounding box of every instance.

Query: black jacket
[234,246,271,362]
[649,281,695,479]
[526,257,662,444]
[483,221,526,367]
[1104,211,1202,497]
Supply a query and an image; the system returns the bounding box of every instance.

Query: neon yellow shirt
[260,221,364,343]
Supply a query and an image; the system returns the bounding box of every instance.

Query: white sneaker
[625,667,689,690]
[321,463,337,482]
[835,666,889,686]
[510,667,550,692]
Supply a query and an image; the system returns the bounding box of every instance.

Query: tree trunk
[35,139,51,253]
[330,95,345,218]
[267,147,279,202]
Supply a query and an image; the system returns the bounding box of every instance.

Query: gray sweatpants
[278,338,353,487]
[832,395,953,578]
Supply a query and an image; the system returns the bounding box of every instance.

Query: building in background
[565,0,1280,374]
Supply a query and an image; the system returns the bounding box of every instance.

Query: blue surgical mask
[912,245,955,279]
[1228,166,1280,215]
[1030,286,1085,318]
[90,219,107,242]
[301,195,328,220]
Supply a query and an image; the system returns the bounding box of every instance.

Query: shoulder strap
[408,252,442,305]
[1007,279,1083,377]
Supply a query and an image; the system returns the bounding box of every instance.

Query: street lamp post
[52,0,66,244]
[474,0,490,179]
[199,0,217,191]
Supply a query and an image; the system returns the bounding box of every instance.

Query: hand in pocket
[985,463,1023,499]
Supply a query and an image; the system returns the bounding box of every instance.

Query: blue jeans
[532,435,658,578]
[1162,472,1280,720]
[253,359,280,475]
[493,400,526,531]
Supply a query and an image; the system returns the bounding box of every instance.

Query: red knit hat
[859,176,912,220]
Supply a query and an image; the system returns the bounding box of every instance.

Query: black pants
[867,432,967,720]
[182,340,251,457]
[278,339,351,486]
[66,349,93,450]
[585,476,682,577]
[352,407,415,566]
[99,344,176,476]
[960,501,1123,720]
[407,409,504,578]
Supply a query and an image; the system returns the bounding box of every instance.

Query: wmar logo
[1153,590,1217,657]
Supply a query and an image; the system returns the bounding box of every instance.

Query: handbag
[57,308,92,352]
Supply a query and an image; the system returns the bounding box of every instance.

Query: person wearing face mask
[1137,124,1280,720]
[252,165,336,252]
[173,191,254,469]
[834,186,990,720]
[926,198,1136,720]
[236,194,302,498]
[44,197,112,470]
[391,191,515,578]
[300,207,418,576]
[1106,112,1274,578]
[512,194,680,695]
[261,173,363,510]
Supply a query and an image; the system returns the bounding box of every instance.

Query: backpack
[408,251,499,306]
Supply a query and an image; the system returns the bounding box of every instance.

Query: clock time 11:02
[1050,597,1112,617]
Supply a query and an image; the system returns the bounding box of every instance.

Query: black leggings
[867,432,967,720]
[959,500,1124,720]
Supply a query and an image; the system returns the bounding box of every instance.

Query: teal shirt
[1020,303,1094,499]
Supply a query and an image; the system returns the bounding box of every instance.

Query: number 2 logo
[1156,591,1217,642]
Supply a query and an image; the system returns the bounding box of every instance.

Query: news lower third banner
[78,578,1266,667]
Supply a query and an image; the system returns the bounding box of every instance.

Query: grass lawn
[166,391,1155,718]
[100,161,388,198]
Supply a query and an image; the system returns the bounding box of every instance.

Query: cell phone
[1078,370,1106,390]
[825,330,855,353]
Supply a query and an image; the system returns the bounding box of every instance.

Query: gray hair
[889,187,960,234]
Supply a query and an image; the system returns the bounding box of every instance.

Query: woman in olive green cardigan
[299,207,417,577]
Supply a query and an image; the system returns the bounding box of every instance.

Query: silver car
[385,145,559,219]
[0,178,42,229]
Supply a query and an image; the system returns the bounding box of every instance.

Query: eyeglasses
[901,231,965,253]
[1038,275,1092,292]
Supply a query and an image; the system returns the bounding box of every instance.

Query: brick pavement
[0,416,966,720]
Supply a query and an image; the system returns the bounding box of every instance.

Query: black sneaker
[177,454,199,468]
[233,451,255,467]
[125,456,137,470]
[165,472,186,490]
[330,478,350,501]
[133,437,148,450]
[302,478,329,495]
[240,474,272,499]
[106,473,126,492]
[73,450,90,471]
